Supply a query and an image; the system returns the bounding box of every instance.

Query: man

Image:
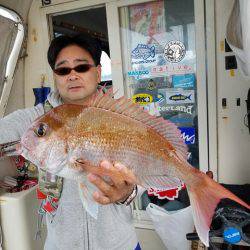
[0,34,140,250]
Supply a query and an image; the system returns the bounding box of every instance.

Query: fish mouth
[20,145,43,167]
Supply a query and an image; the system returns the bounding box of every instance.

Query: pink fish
[19,90,249,246]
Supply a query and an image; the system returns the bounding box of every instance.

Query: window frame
[0,5,24,117]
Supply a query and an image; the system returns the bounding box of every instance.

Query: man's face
[54,45,101,105]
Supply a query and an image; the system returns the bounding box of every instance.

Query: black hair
[47,34,102,69]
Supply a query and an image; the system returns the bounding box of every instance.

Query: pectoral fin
[78,179,99,219]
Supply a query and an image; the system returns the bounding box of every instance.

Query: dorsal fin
[87,88,188,160]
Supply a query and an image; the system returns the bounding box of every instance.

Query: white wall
[24,0,54,108]
[215,0,250,184]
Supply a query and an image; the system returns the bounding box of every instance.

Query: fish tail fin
[186,169,250,247]
[78,180,99,219]
[187,94,192,100]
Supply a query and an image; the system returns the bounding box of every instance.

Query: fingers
[88,175,113,205]
[113,162,137,185]
[76,159,138,205]
[88,173,114,197]
[75,159,102,175]
[99,161,125,187]
[76,159,137,186]
[92,191,111,205]
[75,159,119,179]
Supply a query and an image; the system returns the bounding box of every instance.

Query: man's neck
[61,94,95,105]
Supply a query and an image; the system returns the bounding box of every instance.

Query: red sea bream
[20,90,250,247]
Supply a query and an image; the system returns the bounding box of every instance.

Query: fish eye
[34,123,47,137]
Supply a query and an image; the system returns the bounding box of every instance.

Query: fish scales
[66,107,176,178]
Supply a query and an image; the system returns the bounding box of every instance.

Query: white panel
[25,0,51,108]
[0,186,46,250]
[135,228,166,250]
[106,2,125,98]
[215,0,250,184]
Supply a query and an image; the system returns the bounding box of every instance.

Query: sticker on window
[164,41,186,63]
[172,73,195,89]
[165,90,195,104]
[179,127,195,144]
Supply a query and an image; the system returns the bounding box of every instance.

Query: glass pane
[119,0,197,210]
[100,51,112,82]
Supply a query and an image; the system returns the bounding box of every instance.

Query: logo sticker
[166,90,195,104]
[158,105,193,114]
[151,64,193,76]
[154,93,165,104]
[164,41,186,63]
[129,77,169,90]
[132,93,153,105]
[147,183,185,200]
[128,70,149,80]
[172,73,195,88]
[223,227,241,244]
[131,44,155,60]
[147,79,157,90]
[179,127,195,144]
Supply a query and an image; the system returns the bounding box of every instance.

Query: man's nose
[68,70,79,81]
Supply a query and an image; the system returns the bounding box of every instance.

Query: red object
[11,155,25,168]
[147,183,186,200]
[51,197,59,203]
[36,188,47,199]
[43,200,57,213]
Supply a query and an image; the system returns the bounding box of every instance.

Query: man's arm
[0,104,44,144]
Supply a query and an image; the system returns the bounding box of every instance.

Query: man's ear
[96,64,102,83]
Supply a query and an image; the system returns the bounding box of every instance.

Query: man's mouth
[68,86,83,91]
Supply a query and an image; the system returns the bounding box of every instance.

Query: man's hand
[76,160,137,205]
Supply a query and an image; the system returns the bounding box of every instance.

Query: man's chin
[62,88,98,104]
[63,94,90,105]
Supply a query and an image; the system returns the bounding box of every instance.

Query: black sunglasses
[53,64,96,76]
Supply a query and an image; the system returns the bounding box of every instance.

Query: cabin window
[0,6,24,115]
[51,6,112,88]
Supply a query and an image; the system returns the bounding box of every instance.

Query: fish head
[20,104,84,173]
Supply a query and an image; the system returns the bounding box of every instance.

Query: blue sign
[128,70,149,79]
[179,127,195,144]
[223,227,241,244]
[172,73,195,88]
[154,93,165,104]
[166,89,195,104]
[169,94,192,102]
[131,44,155,60]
